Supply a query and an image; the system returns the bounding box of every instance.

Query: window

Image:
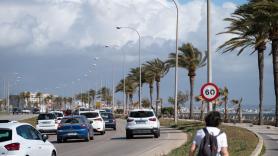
[129,111,154,118]
[0,129,12,142]
[17,125,41,140]
[38,114,56,120]
[61,118,84,124]
[101,113,113,120]
[80,112,99,118]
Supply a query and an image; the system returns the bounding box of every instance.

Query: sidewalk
[224,123,278,156]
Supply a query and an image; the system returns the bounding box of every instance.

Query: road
[48,119,187,156]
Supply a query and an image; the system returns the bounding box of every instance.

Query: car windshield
[54,113,63,117]
[61,117,84,124]
[129,111,154,118]
[0,129,12,142]
[80,112,99,118]
[100,113,113,120]
[38,114,56,120]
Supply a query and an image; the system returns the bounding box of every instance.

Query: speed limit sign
[200,83,219,102]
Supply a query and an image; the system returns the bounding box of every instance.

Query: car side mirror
[42,134,48,142]
[90,121,93,124]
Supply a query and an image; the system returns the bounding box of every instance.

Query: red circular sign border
[200,83,219,102]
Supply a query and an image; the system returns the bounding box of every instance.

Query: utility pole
[207,0,213,112]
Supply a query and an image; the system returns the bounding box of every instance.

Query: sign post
[200,83,219,111]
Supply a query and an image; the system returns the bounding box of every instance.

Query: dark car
[12,108,22,114]
[56,115,94,143]
[100,112,116,130]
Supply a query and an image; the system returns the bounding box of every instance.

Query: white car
[126,109,160,139]
[80,111,106,135]
[0,122,57,156]
[49,111,64,124]
[36,113,58,133]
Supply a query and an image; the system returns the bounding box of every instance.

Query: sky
[0,0,275,110]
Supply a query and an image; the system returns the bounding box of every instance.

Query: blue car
[57,115,94,143]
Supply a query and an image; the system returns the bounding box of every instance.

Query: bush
[161,107,174,116]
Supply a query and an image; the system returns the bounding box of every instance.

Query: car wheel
[57,138,62,143]
[154,130,160,138]
[85,133,90,142]
[100,131,105,135]
[51,151,56,156]
[113,127,116,131]
[126,131,133,139]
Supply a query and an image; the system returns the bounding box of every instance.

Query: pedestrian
[189,111,229,156]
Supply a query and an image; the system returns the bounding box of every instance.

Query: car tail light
[149,118,156,121]
[5,143,20,151]
[94,118,102,121]
[127,118,134,122]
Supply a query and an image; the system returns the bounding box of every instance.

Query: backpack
[197,128,223,156]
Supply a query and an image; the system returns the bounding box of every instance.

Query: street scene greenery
[160,119,259,156]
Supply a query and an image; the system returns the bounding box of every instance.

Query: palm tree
[217,2,269,125]
[247,0,278,127]
[36,92,42,109]
[89,89,96,109]
[195,95,205,121]
[168,43,207,119]
[142,65,155,108]
[219,87,229,122]
[231,98,243,123]
[144,58,170,115]
[128,67,144,106]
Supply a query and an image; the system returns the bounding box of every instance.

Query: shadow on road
[110,135,155,140]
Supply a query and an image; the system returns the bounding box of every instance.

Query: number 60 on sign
[200,83,219,102]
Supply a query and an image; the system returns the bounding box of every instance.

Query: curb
[250,130,264,156]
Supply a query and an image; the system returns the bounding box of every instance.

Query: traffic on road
[0,108,188,156]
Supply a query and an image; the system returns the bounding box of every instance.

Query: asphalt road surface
[48,119,187,156]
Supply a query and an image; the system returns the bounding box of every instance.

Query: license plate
[67,133,77,136]
[136,121,145,124]
[42,122,50,124]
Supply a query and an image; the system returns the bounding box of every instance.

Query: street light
[116,26,142,108]
[169,0,179,124]
[207,0,212,111]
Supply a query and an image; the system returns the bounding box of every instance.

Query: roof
[0,122,31,129]
[130,109,154,112]
[63,115,86,118]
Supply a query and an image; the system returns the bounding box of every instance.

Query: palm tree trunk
[224,98,228,123]
[272,37,278,127]
[149,84,153,109]
[156,81,160,116]
[200,101,204,121]
[189,76,195,119]
[258,47,265,125]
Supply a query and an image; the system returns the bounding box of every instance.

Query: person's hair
[205,111,222,127]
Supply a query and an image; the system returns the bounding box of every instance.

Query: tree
[231,98,243,123]
[89,89,96,109]
[168,91,189,113]
[195,95,205,121]
[217,1,269,125]
[219,87,229,122]
[248,0,278,127]
[168,43,206,119]
[142,98,151,108]
[97,87,112,105]
[144,58,170,116]
[128,67,143,106]
[142,65,155,108]
[36,92,43,108]
[67,97,73,109]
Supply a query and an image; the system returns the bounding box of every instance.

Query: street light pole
[207,0,213,112]
[171,0,179,124]
[116,26,141,108]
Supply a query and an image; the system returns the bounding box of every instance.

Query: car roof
[80,111,99,114]
[63,115,85,118]
[130,109,154,112]
[0,122,32,129]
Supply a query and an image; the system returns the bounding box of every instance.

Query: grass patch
[160,119,258,156]
[19,117,37,127]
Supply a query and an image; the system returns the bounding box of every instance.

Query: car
[36,113,58,133]
[104,108,113,113]
[22,109,31,114]
[32,108,40,114]
[126,109,160,139]
[73,107,90,115]
[56,115,94,143]
[100,112,116,130]
[94,109,106,114]
[80,111,106,135]
[49,111,64,124]
[0,122,57,156]
[12,108,22,114]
